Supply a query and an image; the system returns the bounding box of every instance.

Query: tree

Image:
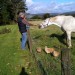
[31,15,41,19]
[0,0,28,25]
[0,0,10,24]
[11,0,28,20]
[43,13,50,19]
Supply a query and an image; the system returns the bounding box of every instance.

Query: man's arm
[22,18,33,26]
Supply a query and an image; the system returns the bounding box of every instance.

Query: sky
[26,0,75,14]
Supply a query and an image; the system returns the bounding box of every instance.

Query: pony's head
[39,18,54,29]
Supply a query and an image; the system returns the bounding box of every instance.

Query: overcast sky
[26,0,75,14]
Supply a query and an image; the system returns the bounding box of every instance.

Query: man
[17,12,31,50]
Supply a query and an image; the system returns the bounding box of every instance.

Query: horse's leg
[66,31,72,48]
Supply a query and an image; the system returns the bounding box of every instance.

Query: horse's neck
[49,16,65,28]
[48,22,62,28]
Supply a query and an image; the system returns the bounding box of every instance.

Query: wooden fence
[61,48,71,75]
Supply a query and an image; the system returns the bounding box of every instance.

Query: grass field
[0,20,75,75]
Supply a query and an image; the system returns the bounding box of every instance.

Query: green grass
[30,25,75,75]
[0,24,75,75]
[0,25,42,75]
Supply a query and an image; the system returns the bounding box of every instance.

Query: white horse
[39,15,75,48]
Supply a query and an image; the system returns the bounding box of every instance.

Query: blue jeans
[21,32,27,50]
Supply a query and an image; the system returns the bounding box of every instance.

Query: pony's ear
[50,17,57,22]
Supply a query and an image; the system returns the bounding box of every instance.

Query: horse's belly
[62,25,71,31]
[62,19,75,32]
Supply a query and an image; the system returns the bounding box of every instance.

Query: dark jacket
[17,17,27,33]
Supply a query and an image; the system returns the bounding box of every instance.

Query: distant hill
[61,11,75,16]
[26,11,75,19]
[26,13,44,19]
[26,13,35,19]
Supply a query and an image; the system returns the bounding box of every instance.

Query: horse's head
[39,18,56,29]
[39,18,49,28]
[39,16,61,29]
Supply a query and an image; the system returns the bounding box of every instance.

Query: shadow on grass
[33,35,41,39]
[50,33,75,46]
[50,33,67,46]
[19,67,29,75]
[72,37,75,39]
[37,60,47,75]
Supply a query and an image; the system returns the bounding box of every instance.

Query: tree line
[30,13,51,20]
[0,0,27,25]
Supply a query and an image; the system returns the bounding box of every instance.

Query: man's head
[18,12,25,18]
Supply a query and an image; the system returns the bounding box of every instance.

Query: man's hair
[19,12,25,16]
[17,11,25,15]
[17,11,27,18]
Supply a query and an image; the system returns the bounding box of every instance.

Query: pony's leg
[66,31,72,48]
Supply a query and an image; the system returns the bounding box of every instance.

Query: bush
[0,27,11,34]
[31,15,42,19]
[43,13,50,19]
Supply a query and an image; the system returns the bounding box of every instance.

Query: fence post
[27,29,32,53]
[61,48,71,75]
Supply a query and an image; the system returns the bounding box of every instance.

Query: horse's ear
[50,17,57,22]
